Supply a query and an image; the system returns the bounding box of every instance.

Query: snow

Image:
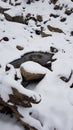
[20,61,46,74]
[0,114,24,130]
[0,0,73,130]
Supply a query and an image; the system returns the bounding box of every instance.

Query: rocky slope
[0,0,73,130]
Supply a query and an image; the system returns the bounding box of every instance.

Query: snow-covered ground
[0,0,73,130]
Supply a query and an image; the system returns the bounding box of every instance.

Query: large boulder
[20,61,46,81]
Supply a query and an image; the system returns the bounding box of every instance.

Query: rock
[70,83,73,88]
[60,17,66,22]
[9,87,40,107]
[47,25,64,33]
[50,0,58,4]
[0,6,9,14]
[20,61,46,81]
[4,13,24,24]
[5,65,10,71]
[54,5,63,10]
[60,71,72,82]
[41,32,52,37]
[50,13,59,18]
[0,64,1,68]
[10,51,54,68]
[3,37,9,41]
[50,46,58,53]
[45,62,52,71]
[65,9,73,15]
[71,31,73,36]
[16,45,24,51]
[35,29,41,35]
[37,15,43,22]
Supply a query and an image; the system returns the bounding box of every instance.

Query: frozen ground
[0,0,73,130]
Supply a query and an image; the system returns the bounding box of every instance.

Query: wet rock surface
[10,51,54,69]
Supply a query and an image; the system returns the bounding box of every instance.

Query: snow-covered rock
[20,61,46,81]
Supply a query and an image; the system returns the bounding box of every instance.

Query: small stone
[35,29,41,35]
[71,31,73,36]
[37,15,43,22]
[50,13,59,18]
[3,37,9,41]
[5,65,10,71]
[47,25,64,33]
[20,61,46,81]
[65,9,73,15]
[41,32,52,37]
[0,64,1,68]
[50,0,58,4]
[16,45,24,51]
[54,5,63,10]
[60,17,66,22]
[70,83,73,88]
[50,46,58,53]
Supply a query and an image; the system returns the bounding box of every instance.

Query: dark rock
[0,6,10,14]
[60,71,72,82]
[27,0,39,4]
[45,62,52,71]
[50,46,58,53]
[50,13,59,18]
[47,25,64,33]
[0,64,1,68]
[35,29,41,35]
[5,65,10,71]
[71,31,73,36]
[41,32,52,37]
[65,9,73,15]
[3,37,9,41]
[9,87,40,107]
[50,0,58,4]
[54,5,63,10]
[70,83,73,88]
[14,74,20,81]
[60,17,66,22]
[10,51,54,68]
[16,45,24,51]
[24,16,37,25]
[0,106,13,117]
[26,13,31,18]
[37,15,43,22]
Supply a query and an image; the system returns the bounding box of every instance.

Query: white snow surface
[0,0,73,130]
[21,61,46,74]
